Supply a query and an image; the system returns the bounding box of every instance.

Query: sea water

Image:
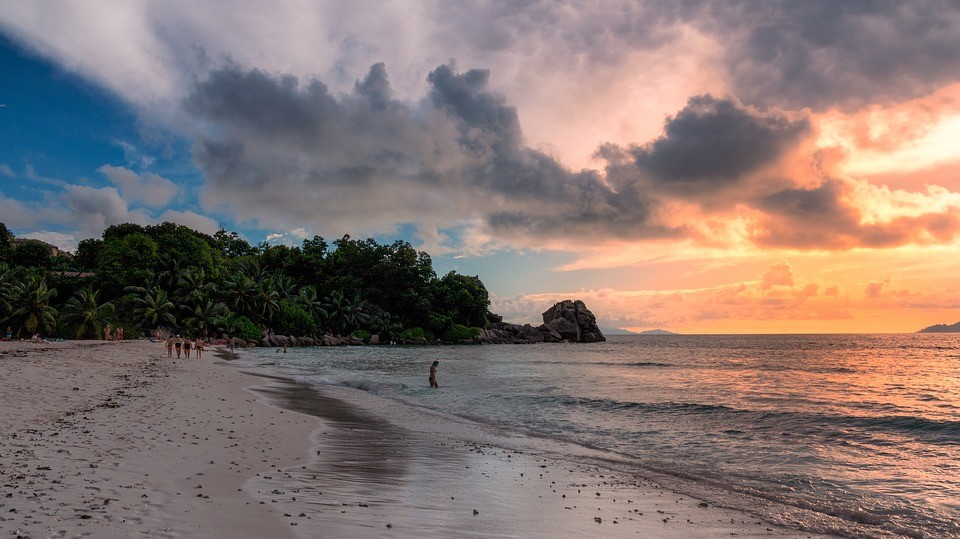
[235,334,960,538]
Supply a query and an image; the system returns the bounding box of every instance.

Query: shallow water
[238,334,960,538]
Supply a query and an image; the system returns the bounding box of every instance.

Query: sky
[1,1,960,333]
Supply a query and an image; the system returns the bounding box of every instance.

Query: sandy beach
[0,340,838,538]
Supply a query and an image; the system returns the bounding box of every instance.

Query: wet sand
[0,340,838,538]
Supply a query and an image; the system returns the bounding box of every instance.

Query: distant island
[601,327,638,335]
[639,329,677,335]
[918,321,960,333]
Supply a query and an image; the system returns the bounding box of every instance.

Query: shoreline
[1,340,840,538]
[0,339,316,538]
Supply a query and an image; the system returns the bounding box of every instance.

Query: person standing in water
[429,359,440,388]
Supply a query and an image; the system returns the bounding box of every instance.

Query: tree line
[0,221,490,343]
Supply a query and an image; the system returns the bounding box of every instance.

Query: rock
[476,300,604,344]
[542,300,605,343]
[369,334,380,345]
[546,316,580,342]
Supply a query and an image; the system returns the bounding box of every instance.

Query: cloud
[699,1,960,110]
[185,62,671,245]
[865,280,887,298]
[4,2,960,259]
[61,184,152,237]
[112,140,156,169]
[18,230,78,252]
[761,262,794,289]
[158,209,219,236]
[0,164,14,177]
[98,165,178,207]
[754,179,960,250]
[627,94,810,198]
[0,193,48,228]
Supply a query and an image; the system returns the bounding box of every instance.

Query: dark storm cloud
[630,94,809,193]
[755,180,960,249]
[185,62,665,240]
[431,1,960,111]
[691,0,960,109]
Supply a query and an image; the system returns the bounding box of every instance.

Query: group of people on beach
[165,334,205,359]
[102,324,124,341]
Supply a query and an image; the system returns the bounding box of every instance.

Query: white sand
[0,340,840,538]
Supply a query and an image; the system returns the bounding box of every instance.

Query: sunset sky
[2,1,959,333]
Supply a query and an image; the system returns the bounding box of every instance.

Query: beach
[0,340,836,538]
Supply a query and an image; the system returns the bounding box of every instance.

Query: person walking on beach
[194,337,203,359]
[429,359,440,388]
[166,334,174,357]
[184,336,192,359]
[104,324,112,341]
[5,327,11,341]
[117,326,124,341]
[174,335,183,358]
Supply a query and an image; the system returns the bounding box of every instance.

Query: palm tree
[182,299,228,338]
[322,290,368,335]
[296,286,327,334]
[156,254,181,292]
[270,273,297,300]
[0,262,12,319]
[61,287,114,339]
[252,280,280,325]
[126,285,176,330]
[175,267,218,307]
[222,272,257,318]
[6,273,58,335]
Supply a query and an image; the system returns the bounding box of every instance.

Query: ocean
[232,334,960,538]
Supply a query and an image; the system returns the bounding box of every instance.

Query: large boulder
[541,300,605,343]
[476,299,605,344]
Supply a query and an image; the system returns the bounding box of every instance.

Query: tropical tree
[181,298,228,337]
[7,272,58,335]
[61,287,114,339]
[0,262,13,317]
[222,271,257,318]
[322,290,368,335]
[175,267,218,308]
[156,254,182,292]
[296,285,327,333]
[270,272,297,300]
[252,280,280,324]
[126,285,177,330]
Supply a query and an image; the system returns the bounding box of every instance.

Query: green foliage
[227,315,261,341]
[12,240,53,269]
[352,329,372,342]
[444,324,481,342]
[399,327,434,342]
[432,272,490,328]
[95,232,159,298]
[125,285,176,330]
[274,299,314,336]
[0,223,15,263]
[74,238,103,271]
[181,298,228,337]
[214,228,255,258]
[6,272,58,335]
[61,287,114,339]
[3,221,493,344]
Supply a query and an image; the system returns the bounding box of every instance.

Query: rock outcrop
[244,299,605,348]
[476,300,605,344]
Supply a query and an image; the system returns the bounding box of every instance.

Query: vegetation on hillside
[0,221,489,343]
